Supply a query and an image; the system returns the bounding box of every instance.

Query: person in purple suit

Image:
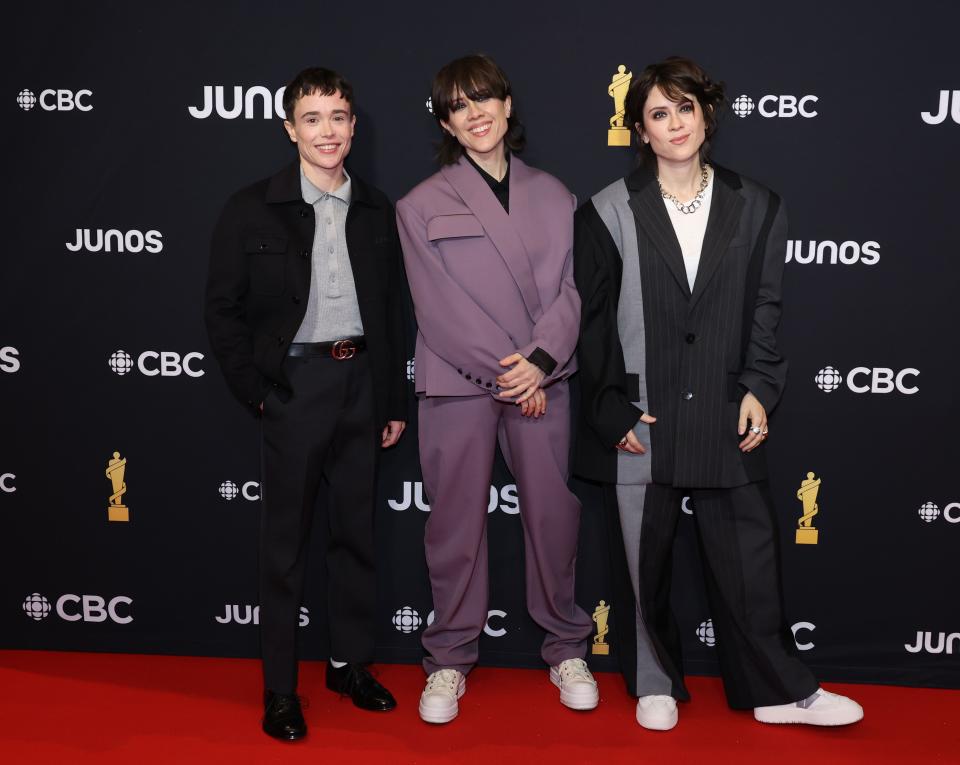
[396,54,597,724]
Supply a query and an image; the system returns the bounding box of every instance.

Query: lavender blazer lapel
[440,157,543,321]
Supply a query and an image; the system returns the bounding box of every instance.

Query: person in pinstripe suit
[573,57,863,730]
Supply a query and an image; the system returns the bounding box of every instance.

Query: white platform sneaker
[418,669,466,724]
[635,694,678,730]
[549,658,599,710]
[754,688,864,726]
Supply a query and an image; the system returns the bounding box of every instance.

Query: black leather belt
[287,337,366,360]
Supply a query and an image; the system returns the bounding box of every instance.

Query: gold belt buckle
[331,339,356,360]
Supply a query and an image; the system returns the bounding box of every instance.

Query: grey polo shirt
[292,168,365,343]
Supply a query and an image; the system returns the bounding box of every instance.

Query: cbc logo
[0,346,20,373]
[1,473,14,493]
[388,481,519,514]
[731,93,818,118]
[425,96,434,115]
[188,85,285,119]
[697,618,815,650]
[918,501,960,524]
[921,90,960,125]
[22,593,133,624]
[17,88,93,112]
[215,604,309,626]
[905,631,960,654]
[785,240,880,266]
[67,229,163,254]
[218,480,260,501]
[426,608,507,638]
[406,357,416,382]
[393,606,423,634]
[108,350,205,378]
[814,366,919,395]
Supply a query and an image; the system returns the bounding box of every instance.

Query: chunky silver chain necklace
[658,164,709,214]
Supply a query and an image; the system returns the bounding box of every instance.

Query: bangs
[432,55,510,120]
[652,76,697,105]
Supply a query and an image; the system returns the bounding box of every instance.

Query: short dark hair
[624,56,725,165]
[431,54,526,165]
[282,67,354,122]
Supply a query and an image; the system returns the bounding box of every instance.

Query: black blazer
[573,164,787,488]
[205,161,408,424]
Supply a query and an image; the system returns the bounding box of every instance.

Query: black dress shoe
[325,661,397,711]
[262,690,307,740]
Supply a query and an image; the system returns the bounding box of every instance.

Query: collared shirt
[466,152,510,213]
[293,168,365,342]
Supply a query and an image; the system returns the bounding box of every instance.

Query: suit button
[466,374,472,381]
[292,296,301,304]
[486,382,492,388]
[299,208,309,218]
[683,390,694,400]
[686,333,696,344]
[300,248,310,258]
[259,242,268,250]
[277,336,284,345]
[457,369,463,375]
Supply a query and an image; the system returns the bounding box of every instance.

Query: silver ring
[762,429,769,436]
[618,438,627,447]
[749,426,762,435]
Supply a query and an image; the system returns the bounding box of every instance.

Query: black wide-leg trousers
[258,353,378,695]
[604,481,819,709]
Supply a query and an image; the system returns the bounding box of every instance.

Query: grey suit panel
[615,484,673,696]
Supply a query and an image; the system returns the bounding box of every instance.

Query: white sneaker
[549,658,599,710]
[418,669,465,724]
[635,694,678,730]
[754,688,864,726]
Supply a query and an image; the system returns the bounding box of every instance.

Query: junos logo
[814,366,919,395]
[188,86,285,119]
[219,480,260,501]
[731,94,818,119]
[66,229,163,254]
[426,609,508,637]
[388,481,519,514]
[918,501,960,524]
[22,592,133,623]
[785,240,880,266]
[0,346,20,373]
[1,473,15,493]
[921,90,960,125]
[17,88,93,112]
[905,630,960,654]
[393,606,422,634]
[215,604,310,626]
[698,618,815,650]
[108,350,205,378]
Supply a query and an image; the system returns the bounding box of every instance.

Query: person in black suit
[573,56,862,731]
[205,67,407,741]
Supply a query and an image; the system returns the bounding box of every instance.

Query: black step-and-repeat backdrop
[4,2,958,689]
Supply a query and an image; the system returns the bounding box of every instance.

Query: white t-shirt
[663,170,714,291]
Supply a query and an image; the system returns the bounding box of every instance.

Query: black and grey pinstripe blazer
[573,164,786,488]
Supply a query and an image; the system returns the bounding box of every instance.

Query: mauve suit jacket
[396,155,579,397]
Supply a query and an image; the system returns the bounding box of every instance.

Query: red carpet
[0,651,957,764]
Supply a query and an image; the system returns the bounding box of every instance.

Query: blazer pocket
[245,233,287,296]
[426,214,485,241]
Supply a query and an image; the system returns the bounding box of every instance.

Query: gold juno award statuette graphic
[607,64,633,146]
[795,471,820,544]
[592,600,611,655]
[106,451,129,522]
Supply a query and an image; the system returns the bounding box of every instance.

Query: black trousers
[259,353,378,694]
[604,481,819,709]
